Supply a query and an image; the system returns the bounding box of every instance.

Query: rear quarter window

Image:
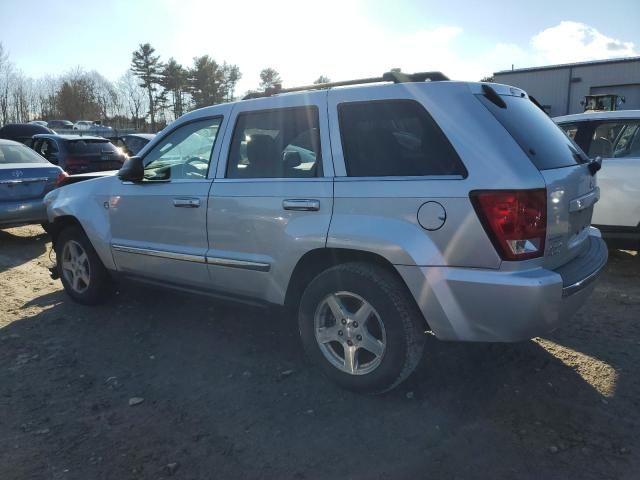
[477,93,587,170]
[338,99,466,177]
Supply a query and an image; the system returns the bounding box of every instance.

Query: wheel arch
[284,247,430,329]
[49,215,84,246]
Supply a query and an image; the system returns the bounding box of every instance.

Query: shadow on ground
[1,258,638,480]
[0,226,49,273]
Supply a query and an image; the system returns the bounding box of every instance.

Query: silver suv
[44,72,608,394]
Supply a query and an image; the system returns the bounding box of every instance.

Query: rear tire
[298,262,425,394]
[55,226,114,305]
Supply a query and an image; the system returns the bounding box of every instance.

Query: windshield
[67,140,118,155]
[477,93,588,170]
[0,143,48,164]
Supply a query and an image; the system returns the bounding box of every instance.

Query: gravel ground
[0,225,639,480]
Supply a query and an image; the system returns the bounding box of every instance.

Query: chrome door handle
[282,199,320,211]
[173,197,200,208]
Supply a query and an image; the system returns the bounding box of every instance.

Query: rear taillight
[65,158,87,166]
[55,171,69,186]
[470,189,547,261]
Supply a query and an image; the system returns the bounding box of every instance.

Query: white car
[73,121,96,130]
[555,111,640,249]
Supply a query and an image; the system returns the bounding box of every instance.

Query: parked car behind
[1,139,66,230]
[117,133,155,156]
[29,120,48,127]
[47,120,74,130]
[555,110,640,249]
[44,73,608,394]
[73,120,113,131]
[0,123,53,145]
[73,121,94,131]
[31,135,126,174]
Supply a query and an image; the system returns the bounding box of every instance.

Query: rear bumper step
[557,233,608,297]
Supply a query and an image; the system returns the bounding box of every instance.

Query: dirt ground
[0,225,639,480]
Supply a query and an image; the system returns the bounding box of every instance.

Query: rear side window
[226,106,322,179]
[477,94,587,170]
[67,140,117,154]
[338,100,466,177]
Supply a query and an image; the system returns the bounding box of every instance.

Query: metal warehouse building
[493,57,640,117]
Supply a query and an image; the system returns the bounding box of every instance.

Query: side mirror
[283,150,302,169]
[118,156,144,182]
[588,156,602,176]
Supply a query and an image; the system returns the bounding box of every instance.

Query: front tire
[298,262,425,394]
[55,226,114,305]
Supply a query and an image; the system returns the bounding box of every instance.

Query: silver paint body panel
[46,81,607,342]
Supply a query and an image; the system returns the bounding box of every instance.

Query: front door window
[143,118,222,181]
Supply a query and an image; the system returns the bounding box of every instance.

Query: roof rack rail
[242,71,449,100]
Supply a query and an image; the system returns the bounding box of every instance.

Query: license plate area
[567,206,593,248]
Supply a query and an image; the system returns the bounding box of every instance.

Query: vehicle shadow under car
[1,266,638,480]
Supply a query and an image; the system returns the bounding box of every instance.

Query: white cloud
[151,5,638,91]
[161,0,469,91]
[530,21,637,65]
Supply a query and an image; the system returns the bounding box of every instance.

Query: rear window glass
[67,140,117,154]
[477,94,588,170]
[338,100,466,177]
[0,144,48,164]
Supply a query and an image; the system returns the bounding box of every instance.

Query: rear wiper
[529,95,548,116]
[481,84,506,109]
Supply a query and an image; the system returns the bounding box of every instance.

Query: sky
[0,0,639,94]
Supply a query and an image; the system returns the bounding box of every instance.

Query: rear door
[207,92,333,304]
[476,85,597,269]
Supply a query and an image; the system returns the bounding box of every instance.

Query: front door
[109,114,226,289]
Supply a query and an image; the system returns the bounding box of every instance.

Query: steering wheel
[174,156,206,178]
[185,156,204,165]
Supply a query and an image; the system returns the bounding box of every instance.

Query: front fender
[45,176,117,270]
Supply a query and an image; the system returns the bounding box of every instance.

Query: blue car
[0,139,66,230]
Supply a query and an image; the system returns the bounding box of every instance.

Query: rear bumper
[0,198,48,228]
[397,229,608,342]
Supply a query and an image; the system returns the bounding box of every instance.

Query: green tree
[131,43,163,131]
[160,58,188,119]
[188,55,224,108]
[480,75,495,83]
[259,68,282,91]
[313,75,330,84]
[188,56,241,108]
[221,63,241,102]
